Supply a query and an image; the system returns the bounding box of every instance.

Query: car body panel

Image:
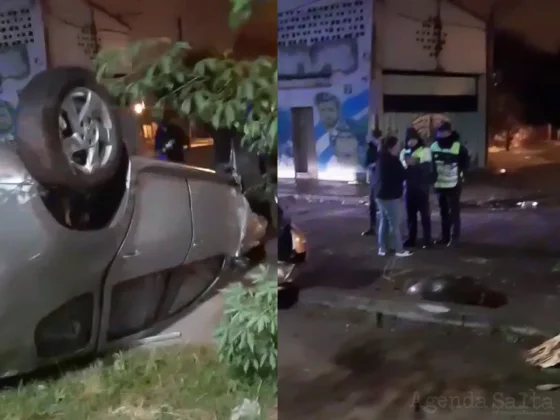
[185,177,251,263]
[98,157,257,348]
[0,145,133,377]
[0,148,265,377]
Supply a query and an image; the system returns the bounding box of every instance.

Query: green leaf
[211,104,223,129]
[193,91,207,111]
[224,102,236,127]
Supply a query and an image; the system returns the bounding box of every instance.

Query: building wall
[278,0,374,181]
[375,0,487,167]
[45,0,129,68]
[377,0,485,73]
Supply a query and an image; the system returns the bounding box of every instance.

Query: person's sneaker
[361,228,375,236]
[378,250,386,256]
[423,241,434,249]
[395,250,413,257]
[435,238,450,246]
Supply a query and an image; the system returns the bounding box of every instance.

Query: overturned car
[0,67,266,378]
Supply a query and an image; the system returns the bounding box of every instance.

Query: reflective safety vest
[430,141,461,189]
[400,146,431,168]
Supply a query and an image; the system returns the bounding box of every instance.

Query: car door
[97,157,194,349]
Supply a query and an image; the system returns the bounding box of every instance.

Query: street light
[133,102,145,115]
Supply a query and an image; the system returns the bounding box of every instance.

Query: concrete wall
[278,0,374,181]
[45,0,129,68]
[374,0,487,168]
[376,0,485,73]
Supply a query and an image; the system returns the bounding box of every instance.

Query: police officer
[400,127,433,248]
[362,129,382,236]
[430,122,470,246]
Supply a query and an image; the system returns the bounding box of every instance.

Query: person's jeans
[368,174,377,229]
[405,189,432,244]
[376,198,404,253]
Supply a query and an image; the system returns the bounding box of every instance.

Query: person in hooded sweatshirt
[373,136,413,258]
[430,122,470,246]
[400,127,434,249]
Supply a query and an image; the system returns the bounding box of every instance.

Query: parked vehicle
[0,67,267,378]
[277,203,307,309]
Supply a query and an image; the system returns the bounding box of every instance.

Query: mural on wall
[0,0,47,141]
[278,39,359,78]
[278,87,369,179]
[277,0,373,180]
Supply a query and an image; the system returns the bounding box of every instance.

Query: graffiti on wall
[278,88,369,179]
[278,39,359,78]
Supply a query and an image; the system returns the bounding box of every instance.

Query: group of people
[362,122,470,258]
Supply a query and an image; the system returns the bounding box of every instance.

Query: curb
[278,193,365,205]
[277,193,542,209]
[298,288,553,339]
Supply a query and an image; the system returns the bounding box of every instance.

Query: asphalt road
[280,198,560,298]
[279,305,560,420]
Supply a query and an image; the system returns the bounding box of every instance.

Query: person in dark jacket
[399,127,434,248]
[154,112,189,163]
[373,136,413,257]
[430,122,470,246]
[362,128,382,236]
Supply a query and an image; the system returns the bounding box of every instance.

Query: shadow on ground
[279,307,560,420]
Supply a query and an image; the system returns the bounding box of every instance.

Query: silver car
[0,67,267,378]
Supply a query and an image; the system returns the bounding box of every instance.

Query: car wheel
[16,67,124,189]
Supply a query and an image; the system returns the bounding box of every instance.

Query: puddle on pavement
[405,275,508,308]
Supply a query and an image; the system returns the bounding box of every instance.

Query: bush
[215,264,277,382]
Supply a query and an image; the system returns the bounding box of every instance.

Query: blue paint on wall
[278,88,370,175]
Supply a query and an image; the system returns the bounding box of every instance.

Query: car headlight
[290,225,307,254]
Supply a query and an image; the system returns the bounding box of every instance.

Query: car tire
[16,67,124,190]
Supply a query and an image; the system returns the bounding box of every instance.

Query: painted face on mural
[334,131,358,166]
[317,101,339,130]
[315,92,340,131]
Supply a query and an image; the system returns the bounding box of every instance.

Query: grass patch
[0,345,276,420]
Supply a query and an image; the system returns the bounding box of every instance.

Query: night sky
[457,0,560,53]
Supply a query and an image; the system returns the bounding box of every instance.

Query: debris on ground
[230,399,261,420]
[526,334,560,368]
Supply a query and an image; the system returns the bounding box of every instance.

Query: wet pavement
[279,305,560,419]
[280,198,560,300]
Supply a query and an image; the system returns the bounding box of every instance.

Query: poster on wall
[278,85,370,181]
[0,0,48,142]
